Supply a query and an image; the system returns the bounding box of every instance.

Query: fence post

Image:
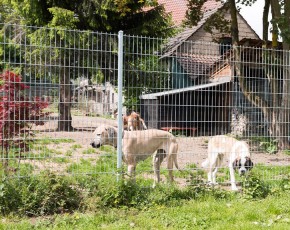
[117,31,124,181]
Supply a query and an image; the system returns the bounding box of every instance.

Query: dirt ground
[33,115,290,170]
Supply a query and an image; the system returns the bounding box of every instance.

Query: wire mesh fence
[0,23,289,188]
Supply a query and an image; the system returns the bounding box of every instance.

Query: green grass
[82,148,97,154]
[52,157,70,164]
[1,191,289,229]
[26,146,62,159]
[33,138,75,145]
[71,144,82,150]
[283,149,290,156]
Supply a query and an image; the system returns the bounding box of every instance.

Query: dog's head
[233,157,254,176]
[90,125,117,148]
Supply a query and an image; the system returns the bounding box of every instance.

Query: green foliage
[19,172,82,216]
[251,136,279,154]
[48,7,79,29]
[0,177,22,214]
[184,0,206,26]
[259,139,278,154]
[241,173,271,199]
[0,172,83,216]
[279,174,290,191]
[185,0,230,36]
[97,178,232,209]
[1,0,175,37]
[283,149,290,155]
[100,179,148,208]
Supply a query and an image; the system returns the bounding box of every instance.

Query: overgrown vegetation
[0,165,289,217]
[250,136,279,154]
[0,145,289,229]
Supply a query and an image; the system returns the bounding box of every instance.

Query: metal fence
[0,24,289,188]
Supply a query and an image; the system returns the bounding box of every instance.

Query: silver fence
[0,23,289,187]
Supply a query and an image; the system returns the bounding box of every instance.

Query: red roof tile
[158,0,223,25]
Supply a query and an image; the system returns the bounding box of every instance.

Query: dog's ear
[233,158,240,171]
[245,157,254,170]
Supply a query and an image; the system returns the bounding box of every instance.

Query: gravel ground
[33,115,290,169]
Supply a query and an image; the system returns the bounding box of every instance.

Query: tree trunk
[58,66,73,131]
[270,0,290,149]
[280,0,290,149]
[262,0,270,44]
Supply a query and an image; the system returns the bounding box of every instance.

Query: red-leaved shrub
[0,70,50,171]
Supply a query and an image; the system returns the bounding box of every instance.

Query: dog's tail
[201,158,209,168]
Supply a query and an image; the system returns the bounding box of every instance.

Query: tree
[228,0,290,149]
[0,71,49,173]
[185,0,290,150]
[0,0,175,130]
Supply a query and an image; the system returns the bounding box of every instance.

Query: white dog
[90,125,179,186]
[202,135,254,191]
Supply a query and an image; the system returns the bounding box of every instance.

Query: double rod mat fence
[0,23,289,186]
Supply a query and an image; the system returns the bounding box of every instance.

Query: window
[219,37,232,55]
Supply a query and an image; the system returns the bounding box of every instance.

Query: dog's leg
[229,164,238,191]
[167,142,178,183]
[212,167,218,184]
[126,153,137,181]
[153,150,166,187]
[212,155,223,185]
[207,159,216,184]
[167,154,174,183]
[128,164,136,180]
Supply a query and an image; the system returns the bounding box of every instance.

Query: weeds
[241,173,271,199]
[0,172,84,216]
[251,136,278,154]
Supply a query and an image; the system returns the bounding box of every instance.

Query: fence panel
[0,24,119,178]
[0,23,289,189]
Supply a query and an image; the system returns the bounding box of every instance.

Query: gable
[162,3,260,57]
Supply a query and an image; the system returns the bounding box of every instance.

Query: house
[140,0,262,136]
[72,79,119,116]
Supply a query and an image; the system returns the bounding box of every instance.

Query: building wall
[179,12,259,55]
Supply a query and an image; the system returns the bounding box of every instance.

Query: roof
[161,0,224,57]
[139,76,231,100]
[158,0,222,26]
[176,52,222,79]
[157,0,188,25]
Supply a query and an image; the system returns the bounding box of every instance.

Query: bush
[100,179,149,208]
[241,174,271,199]
[98,178,232,209]
[0,70,49,172]
[0,177,22,214]
[0,172,84,216]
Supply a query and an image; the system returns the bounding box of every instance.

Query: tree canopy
[0,0,175,37]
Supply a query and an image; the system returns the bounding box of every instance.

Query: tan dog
[90,125,179,186]
[123,111,147,131]
[202,135,254,191]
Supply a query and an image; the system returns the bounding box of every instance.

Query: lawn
[1,191,289,230]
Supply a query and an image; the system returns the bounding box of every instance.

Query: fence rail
[0,23,289,188]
